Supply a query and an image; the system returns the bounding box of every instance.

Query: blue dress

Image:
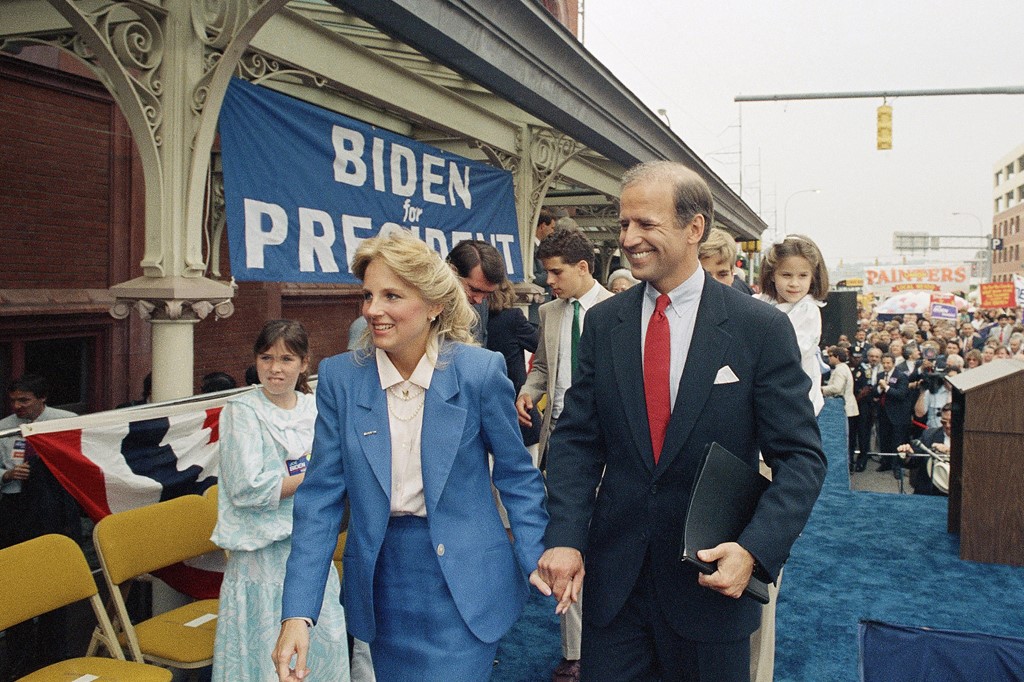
[211,389,349,682]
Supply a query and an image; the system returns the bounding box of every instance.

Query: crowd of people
[821,306,1022,495]
[7,157,1020,681]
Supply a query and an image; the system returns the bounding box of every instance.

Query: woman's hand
[273,619,311,681]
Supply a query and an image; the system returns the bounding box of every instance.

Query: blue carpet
[775,398,1024,681]
[495,398,1024,680]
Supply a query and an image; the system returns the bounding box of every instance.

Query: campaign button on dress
[437,543,445,557]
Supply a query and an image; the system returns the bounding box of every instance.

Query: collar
[376,348,435,391]
[643,266,704,315]
[569,280,604,309]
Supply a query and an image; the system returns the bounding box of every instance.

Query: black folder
[679,442,771,604]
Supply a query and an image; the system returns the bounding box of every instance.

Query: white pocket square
[714,365,740,384]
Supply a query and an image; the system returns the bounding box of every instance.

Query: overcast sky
[582,0,1023,269]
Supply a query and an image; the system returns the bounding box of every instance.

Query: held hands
[696,542,755,599]
[515,394,534,427]
[537,547,584,615]
[272,619,311,681]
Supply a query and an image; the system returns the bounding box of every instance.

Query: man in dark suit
[853,346,883,472]
[529,209,558,323]
[446,239,504,345]
[537,161,827,681]
[875,353,912,472]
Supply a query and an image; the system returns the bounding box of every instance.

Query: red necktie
[644,294,672,464]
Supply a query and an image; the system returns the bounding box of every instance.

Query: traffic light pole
[735,86,1024,102]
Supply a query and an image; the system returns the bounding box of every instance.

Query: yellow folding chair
[92,494,220,672]
[0,533,171,681]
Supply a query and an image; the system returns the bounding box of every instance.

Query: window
[1,335,98,416]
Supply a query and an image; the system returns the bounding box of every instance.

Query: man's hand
[515,394,534,427]
[537,547,584,615]
[272,619,311,681]
[696,542,755,599]
[2,462,30,482]
[896,444,913,455]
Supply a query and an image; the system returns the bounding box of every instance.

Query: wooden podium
[947,360,1024,566]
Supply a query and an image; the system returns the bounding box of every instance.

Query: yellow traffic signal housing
[877,104,892,150]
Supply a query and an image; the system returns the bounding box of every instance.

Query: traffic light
[736,255,747,270]
[877,103,892,150]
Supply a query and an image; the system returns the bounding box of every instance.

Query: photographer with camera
[897,403,952,495]
[912,347,960,430]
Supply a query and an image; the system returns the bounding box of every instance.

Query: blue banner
[219,78,522,283]
[860,620,1024,681]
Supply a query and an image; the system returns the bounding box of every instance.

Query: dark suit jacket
[486,307,539,395]
[906,425,946,495]
[879,369,912,426]
[544,272,827,642]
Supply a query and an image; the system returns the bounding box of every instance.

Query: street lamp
[952,211,985,237]
[656,108,671,128]
[782,188,821,238]
[953,211,990,281]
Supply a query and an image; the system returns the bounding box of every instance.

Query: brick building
[992,141,1024,284]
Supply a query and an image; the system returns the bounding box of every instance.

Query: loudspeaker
[821,290,858,347]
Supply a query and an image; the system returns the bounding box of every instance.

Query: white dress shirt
[552,280,604,419]
[377,349,434,517]
[640,268,705,411]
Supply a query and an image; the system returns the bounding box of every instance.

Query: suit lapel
[610,286,655,474]
[545,301,566,384]
[420,356,466,515]
[656,276,731,473]
[355,360,392,499]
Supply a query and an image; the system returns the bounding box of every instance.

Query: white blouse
[376,349,434,517]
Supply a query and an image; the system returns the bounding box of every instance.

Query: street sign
[992,237,1004,251]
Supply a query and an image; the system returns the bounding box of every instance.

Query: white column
[150,319,200,401]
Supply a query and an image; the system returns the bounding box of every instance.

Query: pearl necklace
[386,384,424,422]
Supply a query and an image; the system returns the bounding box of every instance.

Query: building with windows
[992,142,1024,283]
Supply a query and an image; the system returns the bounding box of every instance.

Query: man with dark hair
[0,374,79,676]
[897,403,952,495]
[538,161,826,681]
[200,371,238,394]
[517,228,612,681]
[875,353,912,472]
[446,239,506,344]
[0,374,79,540]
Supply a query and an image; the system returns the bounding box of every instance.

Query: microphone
[910,439,937,456]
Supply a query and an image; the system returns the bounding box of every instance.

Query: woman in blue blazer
[274,233,549,681]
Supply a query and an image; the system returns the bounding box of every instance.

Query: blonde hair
[759,234,830,301]
[351,232,478,364]
[698,227,738,263]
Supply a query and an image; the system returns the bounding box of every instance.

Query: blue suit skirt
[371,515,497,681]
